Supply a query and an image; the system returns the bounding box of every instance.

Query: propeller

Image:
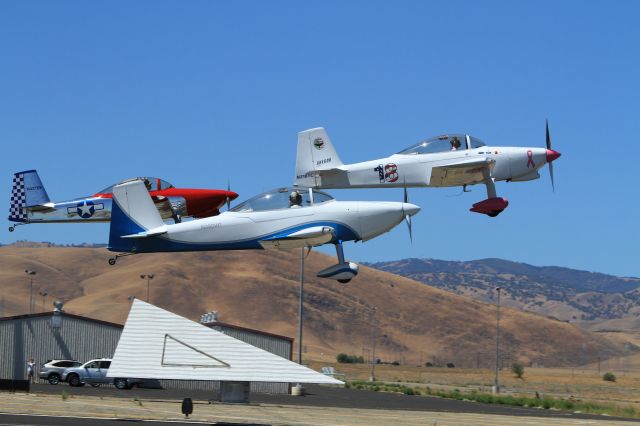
[545,119,561,192]
[226,180,232,210]
[402,179,413,244]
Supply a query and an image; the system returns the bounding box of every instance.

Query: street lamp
[369,306,378,382]
[494,286,502,394]
[140,274,154,303]
[297,247,305,365]
[24,270,36,313]
[39,291,48,312]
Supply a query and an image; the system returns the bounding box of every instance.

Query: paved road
[26,383,637,422]
[0,413,230,426]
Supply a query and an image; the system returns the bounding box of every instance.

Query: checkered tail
[9,173,27,222]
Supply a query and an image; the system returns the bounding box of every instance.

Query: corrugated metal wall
[0,315,122,380]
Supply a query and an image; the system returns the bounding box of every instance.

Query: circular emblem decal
[76,200,96,219]
[313,137,325,150]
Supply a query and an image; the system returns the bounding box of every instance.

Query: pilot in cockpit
[289,190,303,208]
[450,137,461,151]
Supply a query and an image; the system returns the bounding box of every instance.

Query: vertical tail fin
[9,170,50,222]
[109,179,165,251]
[295,127,343,187]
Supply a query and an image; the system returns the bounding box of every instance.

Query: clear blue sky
[1,1,638,277]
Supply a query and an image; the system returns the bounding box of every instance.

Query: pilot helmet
[289,190,302,205]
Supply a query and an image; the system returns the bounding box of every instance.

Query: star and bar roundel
[67,200,105,219]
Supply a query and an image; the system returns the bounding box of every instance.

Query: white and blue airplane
[295,122,561,217]
[108,180,420,283]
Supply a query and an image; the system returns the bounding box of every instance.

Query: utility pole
[297,247,305,365]
[39,291,48,312]
[140,274,154,303]
[494,286,502,394]
[369,306,378,381]
[292,247,306,397]
[25,270,36,313]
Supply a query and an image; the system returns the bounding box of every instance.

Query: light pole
[369,306,378,382]
[140,274,154,303]
[494,286,502,394]
[39,291,48,312]
[297,247,305,365]
[24,270,36,313]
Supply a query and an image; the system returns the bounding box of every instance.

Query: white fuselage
[314,146,548,189]
[110,200,416,253]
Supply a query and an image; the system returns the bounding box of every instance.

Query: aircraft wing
[430,157,495,187]
[259,226,335,249]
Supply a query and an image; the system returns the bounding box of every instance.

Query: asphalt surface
[23,383,638,422]
[0,413,266,426]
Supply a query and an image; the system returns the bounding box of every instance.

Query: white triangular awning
[107,300,342,384]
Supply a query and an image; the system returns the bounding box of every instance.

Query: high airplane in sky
[107,180,420,283]
[294,122,561,217]
[8,170,238,231]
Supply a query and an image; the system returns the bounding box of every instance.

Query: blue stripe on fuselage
[108,220,360,253]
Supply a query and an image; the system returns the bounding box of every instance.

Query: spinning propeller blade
[402,179,413,244]
[545,120,561,192]
[226,180,232,210]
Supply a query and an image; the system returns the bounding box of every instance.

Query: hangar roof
[0,311,123,329]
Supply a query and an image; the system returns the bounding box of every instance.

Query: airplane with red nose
[294,121,561,217]
[8,171,238,231]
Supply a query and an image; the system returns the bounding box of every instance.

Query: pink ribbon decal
[526,150,535,168]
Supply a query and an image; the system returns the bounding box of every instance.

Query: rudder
[108,179,164,252]
[9,170,50,222]
[295,127,343,187]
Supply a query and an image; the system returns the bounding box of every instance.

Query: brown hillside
[0,246,631,367]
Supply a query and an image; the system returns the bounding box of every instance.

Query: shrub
[336,353,365,363]
[511,362,525,379]
[603,372,616,382]
[446,363,455,368]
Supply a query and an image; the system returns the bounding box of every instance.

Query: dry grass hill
[367,258,640,321]
[0,245,633,367]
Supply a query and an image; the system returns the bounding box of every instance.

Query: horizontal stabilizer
[121,228,168,239]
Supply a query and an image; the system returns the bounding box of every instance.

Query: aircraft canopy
[98,177,174,194]
[231,187,334,212]
[397,134,486,155]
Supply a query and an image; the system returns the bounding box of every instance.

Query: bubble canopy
[231,187,334,212]
[99,177,174,194]
[397,134,486,155]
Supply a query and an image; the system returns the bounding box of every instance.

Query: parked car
[39,359,82,385]
[61,358,141,390]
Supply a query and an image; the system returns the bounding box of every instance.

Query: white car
[39,359,82,385]
[61,358,141,389]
